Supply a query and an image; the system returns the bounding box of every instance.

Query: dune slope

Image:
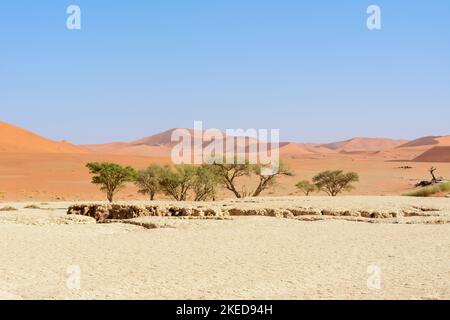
[0,121,85,154]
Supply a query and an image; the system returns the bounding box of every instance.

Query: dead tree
[429,167,437,183]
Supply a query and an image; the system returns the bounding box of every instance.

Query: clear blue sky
[1,1,449,144]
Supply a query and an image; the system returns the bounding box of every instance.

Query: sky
[0,0,449,144]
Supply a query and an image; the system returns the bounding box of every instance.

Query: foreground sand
[1,197,450,300]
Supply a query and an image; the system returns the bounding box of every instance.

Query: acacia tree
[192,165,221,201]
[213,159,292,198]
[312,170,359,196]
[86,162,137,202]
[135,165,163,200]
[158,165,196,201]
[251,162,293,197]
[212,160,252,198]
[295,180,316,196]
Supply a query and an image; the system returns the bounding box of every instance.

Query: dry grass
[24,204,42,209]
[404,182,450,197]
[0,206,18,211]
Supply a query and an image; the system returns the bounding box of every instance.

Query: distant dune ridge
[80,130,414,157]
[319,137,408,152]
[0,121,85,154]
[0,120,449,161]
[80,129,187,157]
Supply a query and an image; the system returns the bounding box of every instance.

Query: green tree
[135,165,163,200]
[86,162,137,202]
[295,180,316,196]
[192,164,221,201]
[212,160,252,198]
[312,170,359,196]
[251,162,293,197]
[213,159,293,198]
[158,165,197,201]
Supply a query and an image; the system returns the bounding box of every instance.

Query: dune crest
[0,121,85,154]
[319,137,408,152]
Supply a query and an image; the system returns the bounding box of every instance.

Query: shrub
[24,204,41,209]
[312,170,359,196]
[0,206,18,211]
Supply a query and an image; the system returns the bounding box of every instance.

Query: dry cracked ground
[1,196,450,300]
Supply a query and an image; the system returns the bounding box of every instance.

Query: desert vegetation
[0,206,18,211]
[86,162,137,202]
[86,161,367,201]
[295,171,359,197]
[295,180,316,196]
[135,165,163,200]
[87,160,293,202]
[212,160,293,198]
[24,204,42,209]
[405,167,449,197]
[311,170,359,197]
[157,165,198,201]
[404,182,450,197]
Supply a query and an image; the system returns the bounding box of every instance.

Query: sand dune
[79,129,180,156]
[319,137,408,152]
[3,119,450,162]
[387,136,450,161]
[80,130,411,159]
[413,146,450,163]
[0,121,449,201]
[0,121,85,154]
[397,136,450,149]
[80,128,261,157]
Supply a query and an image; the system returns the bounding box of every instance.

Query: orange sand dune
[278,142,336,158]
[82,130,409,159]
[79,129,180,156]
[413,146,450,163]
[81,128,262,157]
[279,143,316,157]
[80,141,173,157]
[0,121,85,154]
[397,136,450,149]
[319,137,408,152]
[381,136,450,161]
[1,121,450,201]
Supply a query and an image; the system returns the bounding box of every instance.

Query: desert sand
[1,197,450,300]
[1,120,450,300]
[1,152,449,201]
[0,197,450,299]
[1,121,449,201]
